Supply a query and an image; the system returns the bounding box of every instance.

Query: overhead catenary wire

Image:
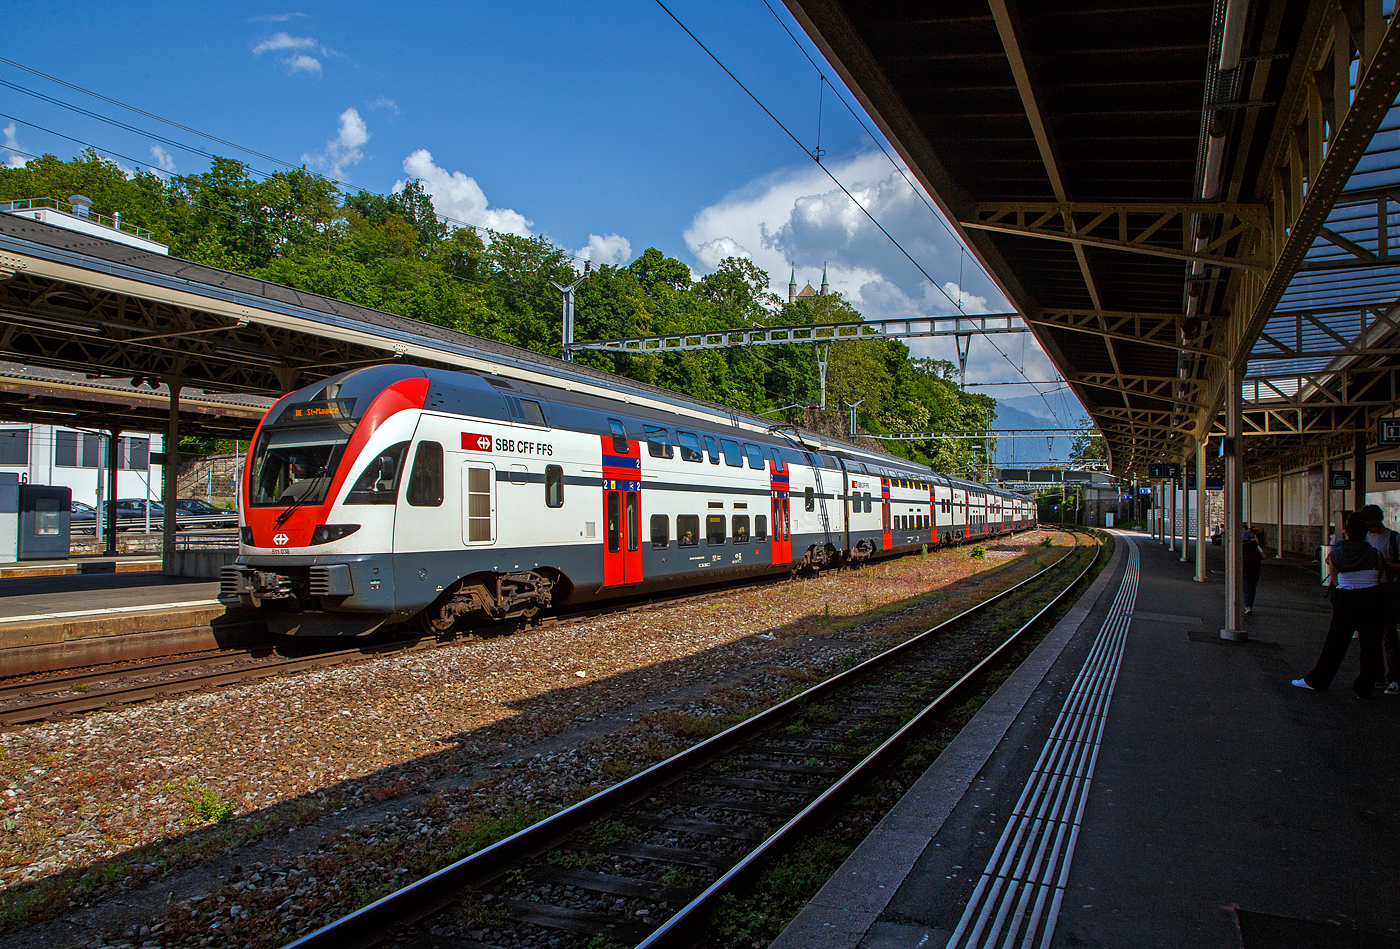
[653,0,965,314]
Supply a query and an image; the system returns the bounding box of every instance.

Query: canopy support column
[1196,439,1207,582]
[1181,454,1190,563]
[1169,479,1176,552]
[1275,468,1284,558]
[1223,365,1245,641]
[162,378,181,575]
[104,430,119,556]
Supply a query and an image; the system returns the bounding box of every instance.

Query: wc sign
[1377,461,1400,484]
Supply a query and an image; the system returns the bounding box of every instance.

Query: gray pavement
[776,530,1400,948]
[0,572,219,620]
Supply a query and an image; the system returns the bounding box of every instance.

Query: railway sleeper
[532,866,699,905]
[501,900,652,942]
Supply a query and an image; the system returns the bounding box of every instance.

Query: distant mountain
[991,398,1075,465]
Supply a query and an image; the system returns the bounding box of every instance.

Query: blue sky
[1,0,1078,423]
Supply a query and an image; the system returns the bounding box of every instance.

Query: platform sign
[1139,487,1152,495]
[1379,417,1400,446]
[1147,463,1180,479]
[1330,471,1353,490]
[1377,461,1400,483]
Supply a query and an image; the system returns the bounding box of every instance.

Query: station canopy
[786,0,1400,476]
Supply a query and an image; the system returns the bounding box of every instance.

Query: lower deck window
[706,514,726,545]
[756,514,768,540]
[650,514,669,548]
[732,514,750,543]
[678,514,699,547]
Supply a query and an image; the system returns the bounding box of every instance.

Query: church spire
[788,267,797,304]
[820,263,828,296]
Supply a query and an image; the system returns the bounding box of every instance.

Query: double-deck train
[221,363,1036,635]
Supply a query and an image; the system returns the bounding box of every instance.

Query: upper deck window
[677,431,703,462]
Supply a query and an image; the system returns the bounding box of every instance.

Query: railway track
[0,534,1034,728]
[283,532,1101,949]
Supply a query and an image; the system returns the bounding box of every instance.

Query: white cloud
[2,123,29,168]
[681,152,1066,390]
[284,54,322,75]
[685,151,1007,319]
[367,95,399,114]
[251,13,307,22]
[149,145,177,173]
[252,31,316,54]
[252,31,334,74]
[301,107,368,180]
[577,233,632,267]
[396,149,533,237]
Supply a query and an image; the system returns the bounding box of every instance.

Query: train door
[769,454,791,565]
[928,480,937,545]
[600,429,642,587]
[462,461,495,545]
[881,477,892,550]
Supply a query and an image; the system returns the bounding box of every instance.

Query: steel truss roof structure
[786,0,1400,478]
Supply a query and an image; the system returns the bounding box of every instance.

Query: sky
[0,0,1081,429]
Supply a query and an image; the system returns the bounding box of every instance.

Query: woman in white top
[1294,515,1386,696]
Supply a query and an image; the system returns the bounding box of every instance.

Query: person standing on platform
[1361,504,1400,693]
[1294,515,1387,697]
[1242,528,1263,615]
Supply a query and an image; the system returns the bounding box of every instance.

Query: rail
[284,531,1099,949]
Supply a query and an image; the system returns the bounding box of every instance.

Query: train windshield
[249,424,354,507]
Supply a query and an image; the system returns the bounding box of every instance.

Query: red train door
[929,481,937,545]
[881,477,892,550]
[769,457,791,565]
[601,433,642,586]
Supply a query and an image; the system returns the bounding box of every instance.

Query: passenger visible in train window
[678,514,699,547]
[644,426,674,459]
[805,487,815,512]
[733,515,750,543]
[677,431,703,462]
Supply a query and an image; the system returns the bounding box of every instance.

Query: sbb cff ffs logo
[273,533,289,546]
[462,432,493,452]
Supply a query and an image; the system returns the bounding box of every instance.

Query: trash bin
[17,485,70,560]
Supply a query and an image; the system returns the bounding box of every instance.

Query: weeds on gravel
[446,808,548,861]
[708,832,851,945]
[184,782,233,825]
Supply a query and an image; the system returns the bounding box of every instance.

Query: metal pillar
[1169,478,1177,552]
[1356,431,1368,515]
[1196,439,1207,582]
[817,343,830,409]
[1323,458,1333,544]
[1223,365,1245,641]
[1180,456,1190,563]
[551,261,590,362]
[955,333,972,388]
[104,430,119,556]
[162,379,181,573]
[1275,468,1284,558]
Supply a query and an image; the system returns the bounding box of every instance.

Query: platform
[775,530,1400,948]
[0,554,162,579]
[0,572,260,676]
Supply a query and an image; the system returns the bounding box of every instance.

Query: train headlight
[240,527,253,545]
[310,524,360,545]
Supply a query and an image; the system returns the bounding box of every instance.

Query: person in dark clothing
[1242,528,1263,615]
[1294,515,1387,697]
[1360,504,1400,693]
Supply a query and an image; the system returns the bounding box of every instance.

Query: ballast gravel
[0,531,1063,948]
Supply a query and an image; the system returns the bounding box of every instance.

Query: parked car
[70,500,95,534]
[97,499,165,531]
[174,498,238,528]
